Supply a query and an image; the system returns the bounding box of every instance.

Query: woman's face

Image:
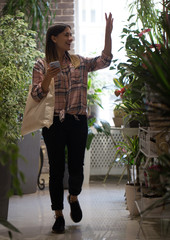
[52,27,73,52]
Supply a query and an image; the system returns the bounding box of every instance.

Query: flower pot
[17,131,41,194]
[125,184,141,217]
[113,117,123,127]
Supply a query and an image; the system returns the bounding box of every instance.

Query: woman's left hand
[105,12,113,35]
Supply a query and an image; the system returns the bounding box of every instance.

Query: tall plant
[110,14,149,126]
[1,0,57,48]
[125,14,170,127]
[0,11,44,142]
[128,0,162,33]
[0,11,44,236]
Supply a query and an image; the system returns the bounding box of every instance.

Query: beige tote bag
[21,78,55,136]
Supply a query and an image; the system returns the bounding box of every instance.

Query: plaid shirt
[31,51,112,118]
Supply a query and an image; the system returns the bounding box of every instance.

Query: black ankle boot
[52,216,65,234]
[67,195,82,223]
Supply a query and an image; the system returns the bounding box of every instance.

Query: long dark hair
[45,23,71,63]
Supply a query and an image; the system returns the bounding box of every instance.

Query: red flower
[115,89,120,97]
[149,44,161,51]
[138,28,151,37]
[114,87,126,98]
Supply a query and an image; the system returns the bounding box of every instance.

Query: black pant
[42,114,88,210]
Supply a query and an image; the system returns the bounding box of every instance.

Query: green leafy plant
[0,12,43,235]
[0,121,22,238]
[1,0,57,48]
[110,14,149,127]
[128,0,162,33]
[113,103,126,118]
[0,121,24,196]
[123,3,170,215]
[87,71,103,116]
[86,119,111,151]
[0,11,44,143]
[0,217,21,239]
[124,15,170,127]
[104,134,145,184]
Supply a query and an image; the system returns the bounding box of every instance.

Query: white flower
[88,89,95,95]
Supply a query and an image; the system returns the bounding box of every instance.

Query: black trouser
[42,114,88,210]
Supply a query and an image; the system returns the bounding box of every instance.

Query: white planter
[17,131,41,194]
[125,184,141,217]
[83,149,91,187]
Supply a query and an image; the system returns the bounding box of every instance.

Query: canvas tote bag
[21,78,55,136]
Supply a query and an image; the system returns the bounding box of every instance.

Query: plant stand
[134,127,170,239]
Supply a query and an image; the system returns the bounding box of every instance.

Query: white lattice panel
[90,129,125,175]
[90,128,139,176]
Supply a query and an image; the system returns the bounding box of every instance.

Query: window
[82,9,86,22]
[91,9,96,22]
[75,0,163,125]
[75,0,131,125]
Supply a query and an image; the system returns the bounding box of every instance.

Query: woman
[31,13,113,233]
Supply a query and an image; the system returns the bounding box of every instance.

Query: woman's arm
[41,63,60,93]
[103,12,113,57]
[31,59,60,101]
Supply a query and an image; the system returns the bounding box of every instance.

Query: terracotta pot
[113,117,123,127]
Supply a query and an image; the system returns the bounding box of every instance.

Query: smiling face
[51,27,73,52]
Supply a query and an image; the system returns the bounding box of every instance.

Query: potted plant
[103,128,145,216]
[113,103,126,127]
[122,1,170,218]
[109,14,151,128]
[115,135,146,217]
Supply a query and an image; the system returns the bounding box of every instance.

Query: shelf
[138,127,170,159]
[135,198,170,219]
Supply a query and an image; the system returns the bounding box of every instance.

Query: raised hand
[103,13,113,57]
[105,12,113,35]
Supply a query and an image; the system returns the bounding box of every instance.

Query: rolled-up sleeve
[85,51,113,72]
[100,51,113,65]
[31,59,48,102]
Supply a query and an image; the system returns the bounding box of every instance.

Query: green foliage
[113,135,145,183]
[1,0,57,49]
[87,72,103,110]
[128,0,162,32]
[113,2,170,126]
[110,14,149,126]
[0,218,21,239]
[125,15,170,126]
[0,12,44,143]
[0,121,24,196]
[114,135,140,166]
[86,119,111,150]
